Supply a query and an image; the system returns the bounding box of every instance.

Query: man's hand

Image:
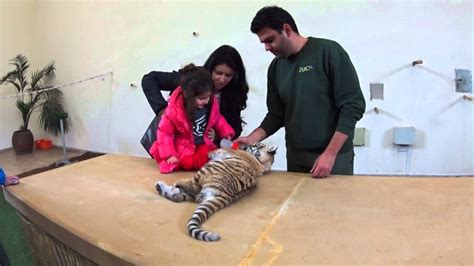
[310,131,348,178]
[310,152,336,178]
[235,135,253,145]
[235,127,268,145]
[5,175,19,186]
[166,156,178,164]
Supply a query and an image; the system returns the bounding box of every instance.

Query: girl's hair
[180,63,214,122]
[203,45,249,137]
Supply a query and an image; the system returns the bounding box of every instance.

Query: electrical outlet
[455,69,472,93]
[370,83,384,100]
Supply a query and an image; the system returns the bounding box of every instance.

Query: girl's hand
[207,128,216,141]
[166,156,178,164]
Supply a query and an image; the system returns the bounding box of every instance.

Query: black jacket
[141,70,243,138]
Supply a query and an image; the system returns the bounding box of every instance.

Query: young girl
[149,64,235,173]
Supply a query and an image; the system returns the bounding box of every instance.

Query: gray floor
[0,147,85,176]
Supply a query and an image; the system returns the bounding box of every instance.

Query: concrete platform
[4,154,473,265]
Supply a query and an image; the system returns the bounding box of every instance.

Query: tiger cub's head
[240,142,277,172]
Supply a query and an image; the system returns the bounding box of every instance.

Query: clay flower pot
[12,129,34,155]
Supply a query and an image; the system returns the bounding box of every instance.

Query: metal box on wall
[353,127,366,146]
[393,127,416,146]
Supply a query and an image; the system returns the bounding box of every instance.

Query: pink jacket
[150,87,235,173]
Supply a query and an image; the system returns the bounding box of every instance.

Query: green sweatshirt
[260,37,366,153]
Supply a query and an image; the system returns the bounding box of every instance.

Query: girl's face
[194,91,212,109]
[212,63,235,91]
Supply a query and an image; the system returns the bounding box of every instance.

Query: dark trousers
[0,241,10,266]
[140,115,161,157]
[286,147,354,175]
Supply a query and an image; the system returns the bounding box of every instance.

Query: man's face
[256,26,290,57]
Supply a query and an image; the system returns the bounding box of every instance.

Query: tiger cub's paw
[155,181,185,202]
[155,181,165,195]
[155,181,175,196]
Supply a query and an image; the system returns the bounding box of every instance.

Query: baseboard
[51,145,87,153]
[0,147,14,152]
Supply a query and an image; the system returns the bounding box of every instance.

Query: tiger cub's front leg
[155,179,197,202]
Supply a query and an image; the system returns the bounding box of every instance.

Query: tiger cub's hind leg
[155,181,195,202]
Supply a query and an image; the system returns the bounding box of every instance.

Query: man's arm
[330,45,366,138]
[310,43,365,178]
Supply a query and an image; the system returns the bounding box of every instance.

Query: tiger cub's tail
[187,197,226,242]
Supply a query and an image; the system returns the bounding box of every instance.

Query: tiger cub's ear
[268,146,277,156]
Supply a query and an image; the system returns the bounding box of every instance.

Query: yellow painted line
[239,178,305,266]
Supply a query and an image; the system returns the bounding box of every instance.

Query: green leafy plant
[0,54,69,136]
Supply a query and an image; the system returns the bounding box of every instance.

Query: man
[237,6,365,178]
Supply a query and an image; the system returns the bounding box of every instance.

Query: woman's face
[212,63,235,91]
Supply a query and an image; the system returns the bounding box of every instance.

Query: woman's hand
[166,156,178,164]
[158,108,166,117]
[207,128,216,141]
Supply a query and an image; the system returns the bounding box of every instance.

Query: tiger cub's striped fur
[155,142,277,242]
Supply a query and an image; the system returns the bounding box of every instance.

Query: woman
[141,45,249,155]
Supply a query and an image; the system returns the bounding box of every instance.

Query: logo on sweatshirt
[298,65,314,73]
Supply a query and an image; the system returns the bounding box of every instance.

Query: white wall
[0,1,472,175]
[0,0,36,149]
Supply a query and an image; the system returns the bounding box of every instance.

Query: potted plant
[0,54,69,154]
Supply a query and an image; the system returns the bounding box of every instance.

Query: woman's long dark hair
[204,45,249,137]
[180,63,214,123]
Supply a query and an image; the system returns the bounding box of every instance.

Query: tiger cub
[155,142,277,242]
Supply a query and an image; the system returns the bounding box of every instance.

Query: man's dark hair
[250,6,299,34]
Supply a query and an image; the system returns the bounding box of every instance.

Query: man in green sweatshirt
[237,6,365,178]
